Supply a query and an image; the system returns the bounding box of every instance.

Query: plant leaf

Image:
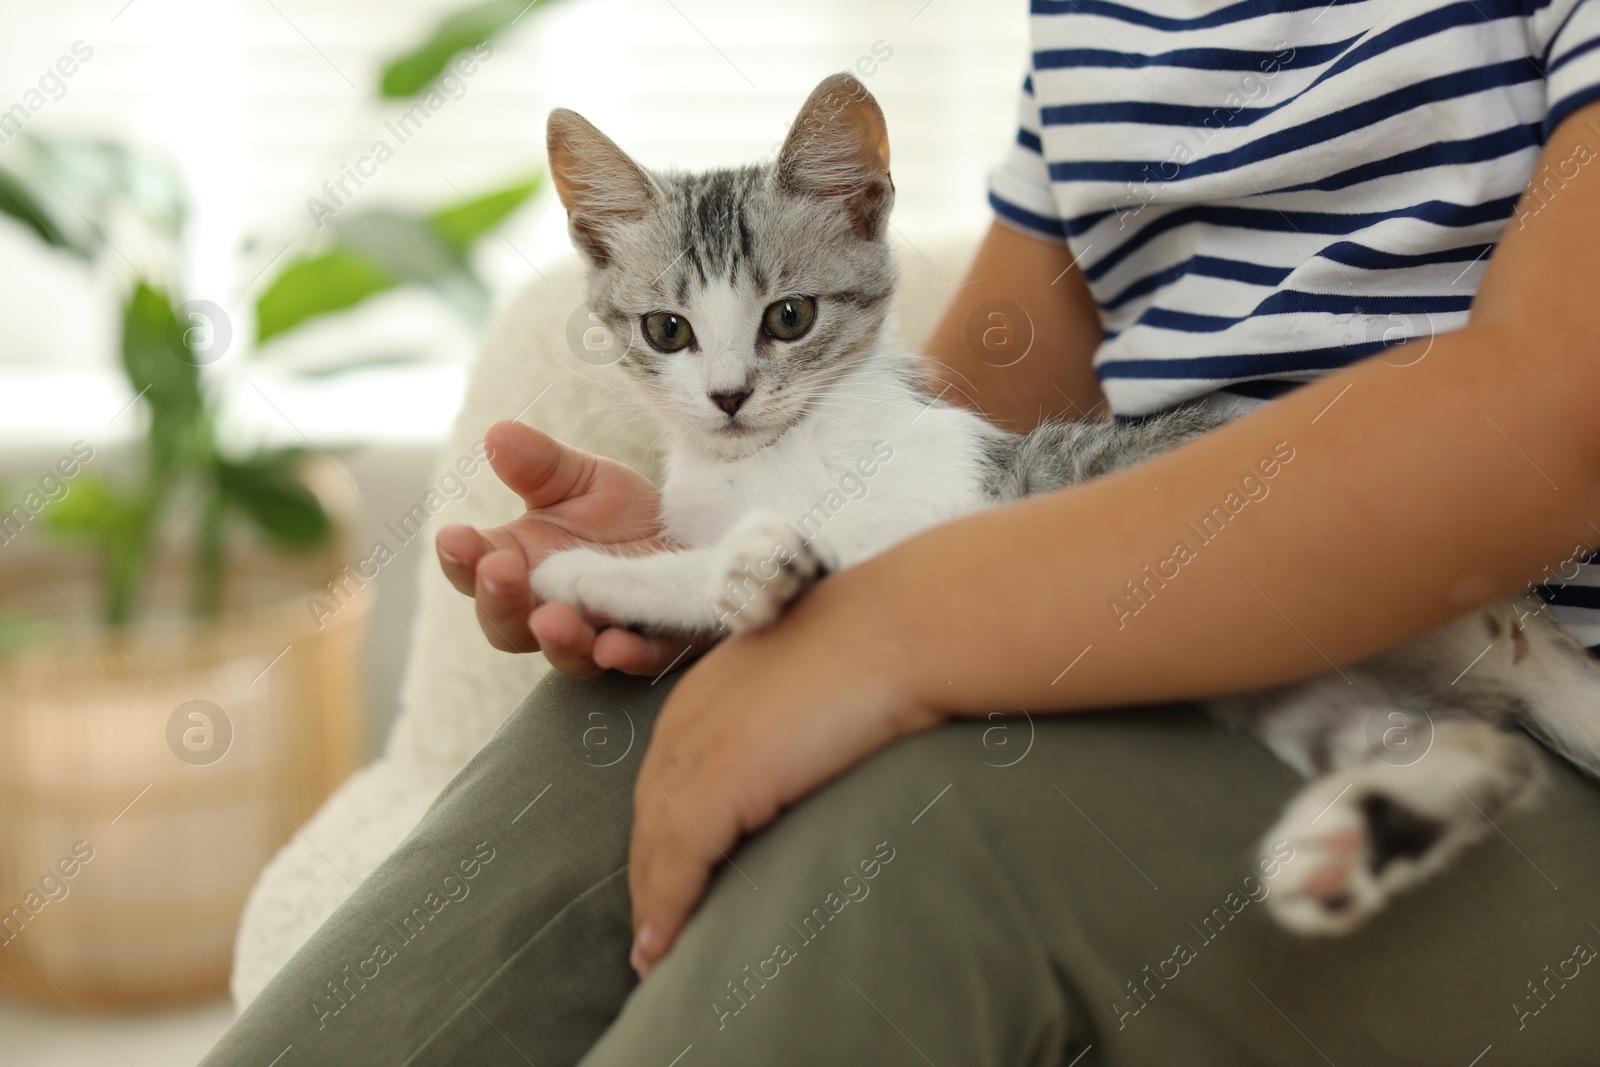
[121,281,204,461]
[0,166,75,251]
[428,172,542,249]
[216,451,332,549]
[12,136,186,253]
[36,138,186,239]
[379,0,557,98]
[41,476,140,540]
[256,248,396,343]
[332,210,488,322]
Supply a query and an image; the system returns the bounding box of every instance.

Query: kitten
[532,73,1600,936]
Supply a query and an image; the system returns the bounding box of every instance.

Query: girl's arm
[919,219,1108,431]
[625,104,1600,976]
[884,104,1600,715]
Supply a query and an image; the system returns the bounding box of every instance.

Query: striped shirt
[988,0,1600,651]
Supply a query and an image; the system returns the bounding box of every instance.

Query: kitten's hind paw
[1260,782,1445,937]
[1262,795,1384,936]
[710,511,836,634]
[1261,720,1537,936]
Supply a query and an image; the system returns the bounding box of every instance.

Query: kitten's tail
[987,402,1228,498]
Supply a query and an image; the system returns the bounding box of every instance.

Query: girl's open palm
[435,420,694,677]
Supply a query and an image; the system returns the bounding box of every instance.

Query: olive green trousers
[203,670,1600,1067]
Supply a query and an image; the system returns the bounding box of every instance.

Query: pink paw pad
[1304,862,1350,901]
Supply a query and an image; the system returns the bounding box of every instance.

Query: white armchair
[229,227,980,1008]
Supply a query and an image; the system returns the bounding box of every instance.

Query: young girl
[207,3,1600,1064]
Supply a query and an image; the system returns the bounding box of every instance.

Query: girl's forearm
[919,220,1106,432]
[837,317,1600,716]
[825,102,1600,719]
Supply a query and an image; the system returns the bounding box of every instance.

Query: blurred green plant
[0,168,71,249]
[252,0,555,356]
[0,138,331,626]
[0,136,184,257]
[48,282,330,623]
[380,0,565,98]
[0,2,555,627]
[254,173,542,345]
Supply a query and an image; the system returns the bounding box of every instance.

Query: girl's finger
[530,602,605,678]
[436,524,492,596]
[593,631,701,676]
[628,786,727,978]
[474,549,538,652]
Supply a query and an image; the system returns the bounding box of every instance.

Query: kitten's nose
[709,389,751,417]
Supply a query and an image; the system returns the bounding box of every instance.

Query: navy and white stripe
[989,0,1600,652]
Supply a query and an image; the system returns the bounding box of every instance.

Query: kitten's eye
[642,311,694,353]
[762,296,816,341]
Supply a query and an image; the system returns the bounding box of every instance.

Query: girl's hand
[625,575,941,977]
[435,419,694,677]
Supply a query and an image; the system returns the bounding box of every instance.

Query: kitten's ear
[547,108,659,267]
[774,73,894,240]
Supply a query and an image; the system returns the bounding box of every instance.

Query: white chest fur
[658,359,996,565]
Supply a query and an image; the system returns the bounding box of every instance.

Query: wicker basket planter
[0,547,368,1005]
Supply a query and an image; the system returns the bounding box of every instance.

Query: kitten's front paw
[530,549,616,622]
[710,512,837,633]
[1262,781,1444,936]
